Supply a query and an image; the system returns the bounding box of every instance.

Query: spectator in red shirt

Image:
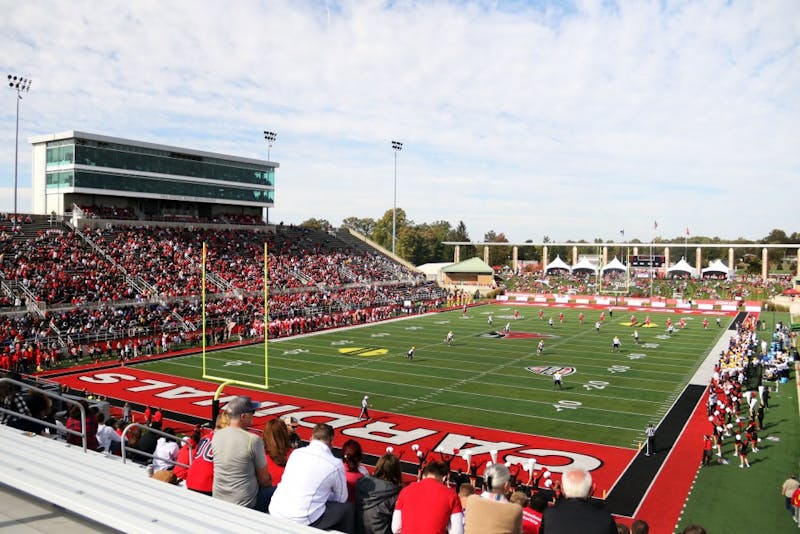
[173,426,202,481]
[186,413,230,496]
[392,461,463,534]
[510,491,547,534]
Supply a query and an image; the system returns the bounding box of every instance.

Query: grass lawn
[140,304,727,449]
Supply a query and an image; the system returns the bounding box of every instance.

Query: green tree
[445,221,477,261]
[544,235,567,262]
[762,228,789,244]
[484,231,511,266]
[518,239,539,261]
[299,218,332,231]
[372,208,409,253]
[396,222,451,264]
[397,225,424,264]
[340,216,376,237]
[420,220,452,263]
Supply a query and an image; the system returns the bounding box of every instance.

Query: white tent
[544,255,571,274]
[602,257,627,273]
[701,259,732,278]
[571,257,598,274]
[667,257,697,278]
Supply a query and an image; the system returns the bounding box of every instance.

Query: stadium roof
[29,130,275,167]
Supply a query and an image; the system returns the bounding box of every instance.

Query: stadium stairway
[0,425,330,533]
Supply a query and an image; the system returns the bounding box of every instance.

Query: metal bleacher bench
[0,424,323,533]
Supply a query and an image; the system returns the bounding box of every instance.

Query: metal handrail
[0,377,88,451]
[120,422,191,470]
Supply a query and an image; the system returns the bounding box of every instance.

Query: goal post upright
[201,240,270,425]
[264,240,269,389]
[202,241,207,377]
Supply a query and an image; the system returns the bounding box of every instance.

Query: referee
[645,423,656,456]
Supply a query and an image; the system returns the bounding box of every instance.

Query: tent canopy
[701,259,731,276]
[602,257,627,273]
[571,257,598,274]
[544,255,571,274]
[667,257,697,277]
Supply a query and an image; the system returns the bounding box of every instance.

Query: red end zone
[53,367,635,492]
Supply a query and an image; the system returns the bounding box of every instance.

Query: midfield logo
[525,366,576,377]
[480,331,505,338]
[479,331,555,339]
[504,332,554,340]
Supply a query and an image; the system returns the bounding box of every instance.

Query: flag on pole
[654,221,658,230]
[620,229,625,236]
[686,227,690,236]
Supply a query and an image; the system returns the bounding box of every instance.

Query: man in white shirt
[152,428,180,471]
[359,396,370,420]
[96,415,122,454]
[270,423,353,532]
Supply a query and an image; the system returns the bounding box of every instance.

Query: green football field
[139,304,727,449]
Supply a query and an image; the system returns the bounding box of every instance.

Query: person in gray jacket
[355,453,403,534]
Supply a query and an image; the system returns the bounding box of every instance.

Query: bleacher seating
[0,423,325,533]
[0,216,447,371]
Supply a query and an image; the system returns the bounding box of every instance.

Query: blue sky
[2,0,798,243]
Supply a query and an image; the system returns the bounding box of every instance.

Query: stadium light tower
[263,130,277,161]
[391,140,403,255]
[8,74,32,224]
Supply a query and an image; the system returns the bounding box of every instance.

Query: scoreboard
[628,255,665,267]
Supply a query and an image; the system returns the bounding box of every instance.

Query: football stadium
[1,130,798,533]
[3,3,800,534]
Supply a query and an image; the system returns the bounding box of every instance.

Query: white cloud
[1,0,798,243]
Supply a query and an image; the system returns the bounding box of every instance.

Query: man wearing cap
[212,396,272,510]
[270,423,353,532]
[359,396,370,420]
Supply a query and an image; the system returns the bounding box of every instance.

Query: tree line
[299,211,799,271]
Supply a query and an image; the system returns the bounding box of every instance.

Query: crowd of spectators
[0,212,33,234]
[79,205,137,220]
[504,269,792,301]
[0,228,135,304]
[0,219,446,372]
[702,315,797,470]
